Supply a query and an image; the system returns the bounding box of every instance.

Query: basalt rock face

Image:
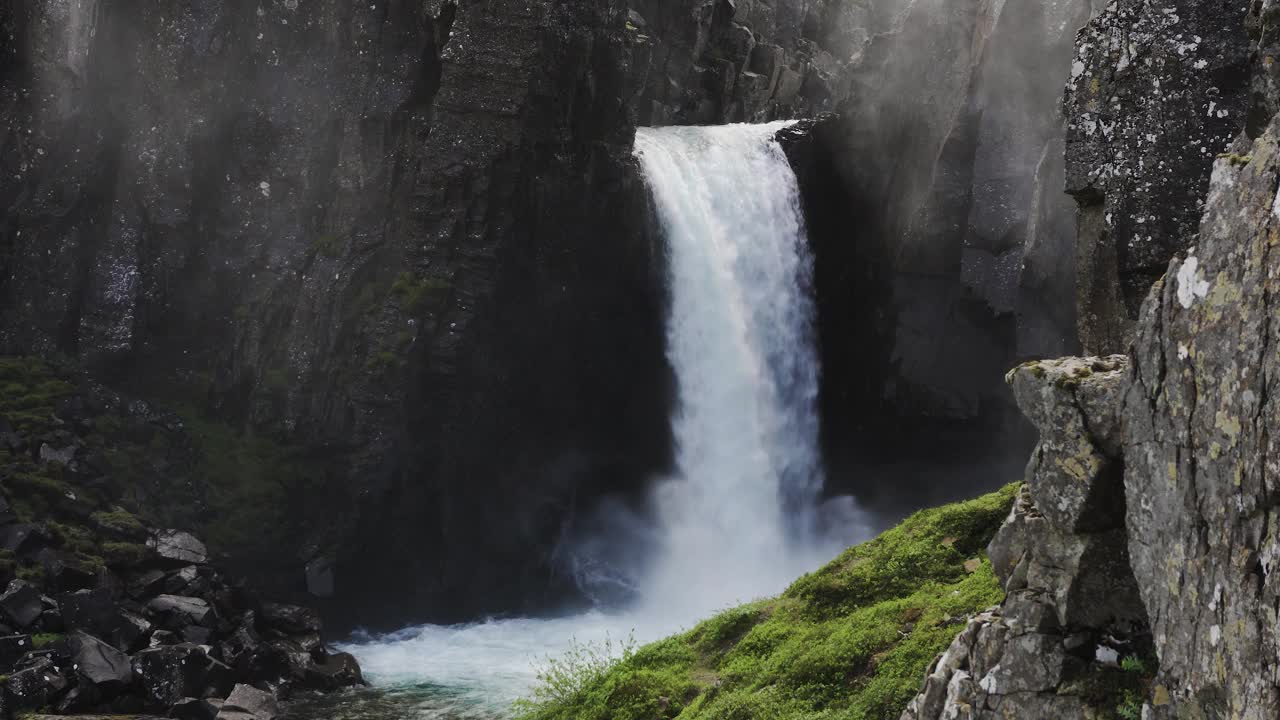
[0,0,867,628]
[1065,0,1252,354]
[779,0,1101,516]
[0,0,668,627]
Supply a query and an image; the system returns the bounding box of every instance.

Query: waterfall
[632,122,844,618]
[339,124,865,716]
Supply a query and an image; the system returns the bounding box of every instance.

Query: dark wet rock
[132,644,217,708]
[217,683,279,720]
[130,569,168,599]
[148,532,208,567]
[259,604,320,636]
[0,524,48,557]
[147,595,214,629]
[303,558,334,599]
[0,633,32,668]
[4,657,71,711]
[59,588,151,652]
[68,630,133,689]
[171,696,224,720]
[0,580,43,628]
[303,651,364,691]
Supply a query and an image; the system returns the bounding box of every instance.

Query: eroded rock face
[1065,0,1252,354]
[1124,119,1280,719]
[902,357,1148,720]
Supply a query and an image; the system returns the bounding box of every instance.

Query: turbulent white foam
[337,123,867,719]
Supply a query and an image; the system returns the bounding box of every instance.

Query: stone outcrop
[1065,0,1252,354]
[902,357,1150,720]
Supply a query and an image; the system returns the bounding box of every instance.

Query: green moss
[0,357,75,432]
[514,485,1020,720]
[390,271,451,314]
[15,564,43,583]
[171,405,323,558]
[91,509,148,539]
[31,633,64,649]
[1217,152,1253,166]
[46,521,98,555]
[102,541,152,568]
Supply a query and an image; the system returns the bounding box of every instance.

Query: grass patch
[0,357,75,432]
[514,485,1020,720]
[31,633,64,649]
[91,509,148,539]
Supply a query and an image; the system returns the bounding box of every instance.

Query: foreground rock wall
[902,357,1150,719]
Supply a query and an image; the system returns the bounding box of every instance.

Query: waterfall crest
[632,122,854,619]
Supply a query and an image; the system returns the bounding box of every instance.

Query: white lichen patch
[1176,255,1210,309]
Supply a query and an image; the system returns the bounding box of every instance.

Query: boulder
[59,588,152,651]
[4,656,71,710]
[260,603,321,636]
[216,683,279,720]
[132,644,215,708]
[147,594,214,629]
[171,696,224,720]
[0,633,32,669]
[303,651,365,691]
[0,580,43,628]
[130,569,168,598]
[0,524,47,557]
[69,630,134,689]
[148,531,208,566]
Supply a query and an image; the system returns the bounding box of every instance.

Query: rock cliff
[2,0,1085,627]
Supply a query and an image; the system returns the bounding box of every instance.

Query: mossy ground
[515,484,1019,720]
[0,356,324,583]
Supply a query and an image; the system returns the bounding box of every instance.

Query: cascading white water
[632,122,835,619]
[334,123,864,719]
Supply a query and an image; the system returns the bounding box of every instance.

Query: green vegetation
[0,357,74,433]
[390,271,451,314]
[31,633,64,649]
[102,541,151,568]
[514,485,1020,720]
[172,405,324,558]
[91,508,148,539]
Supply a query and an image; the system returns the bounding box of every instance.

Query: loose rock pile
[0,527,361,718]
